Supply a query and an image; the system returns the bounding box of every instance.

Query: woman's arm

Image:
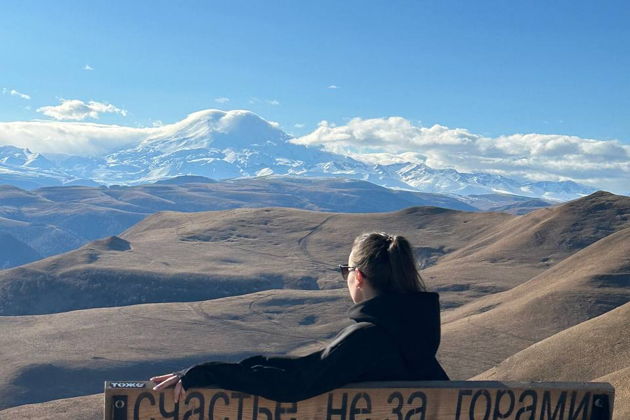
[238,351,321,370]
[176,323,396,402]
[151,348,324,402]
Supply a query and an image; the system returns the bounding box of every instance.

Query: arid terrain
[0,190,628,419]
[0,176,487,269]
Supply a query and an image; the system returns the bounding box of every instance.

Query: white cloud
[2,109,627,194]
[2,88,31,100]
[294,123,305,128]
[292,116,630,194]
[328,85,339,89]
[249,97,280,106]
[11,89,31,100]
[214,97,230,104]
[37,99,127,121]
[0,109,257,157]
[0,121,156,156]
[83,64,94,71]
[152,120,163,127]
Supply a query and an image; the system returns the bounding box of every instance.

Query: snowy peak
[0,145,55,169]
[518,180,596,201]
[394,162,521,195]
[0,109,601,200]
[141,109,289,152]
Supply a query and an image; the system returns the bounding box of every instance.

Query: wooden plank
[104,380,614,420]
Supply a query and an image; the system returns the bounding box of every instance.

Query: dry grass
[438,227,630,379]
[473,302,630,420]
[0,191,628,417]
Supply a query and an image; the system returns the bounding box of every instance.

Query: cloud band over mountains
[0,110,628,194]
[0,121,155,156]
[292,117,630,193]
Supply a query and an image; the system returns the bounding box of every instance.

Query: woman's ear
[355,269,365,288]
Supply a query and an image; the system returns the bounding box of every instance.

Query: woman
[151,232,449,403]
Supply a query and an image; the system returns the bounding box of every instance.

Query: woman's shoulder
[337,320,390,337]
[324,321,397,353]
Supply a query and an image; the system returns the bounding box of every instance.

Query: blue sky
[1,0,628,142]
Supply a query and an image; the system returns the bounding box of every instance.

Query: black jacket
[179,292,449,402]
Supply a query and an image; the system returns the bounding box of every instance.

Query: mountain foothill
[0,190,628,419]
[0,176,556,271]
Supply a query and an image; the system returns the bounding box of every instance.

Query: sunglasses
[338,265,359,280]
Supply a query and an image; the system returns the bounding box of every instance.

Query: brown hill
[3,192,627,317]
[596,368,630,420]
[0,232,42,268]
[1,192,628,416]
[438,226,630,379]
[0,393,102,420]
[0,215,85,257]
[473,302,630,380]
[473,302,630,420]
[0,206,511,315]
[0,289,351,410]
[423,190,630,294]
[0,184,52,206]
[0,178,479,268]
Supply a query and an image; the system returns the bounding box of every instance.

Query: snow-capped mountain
[0,145,55,169]
[94,110,383,185]
[0,145,71,189]
[0,109,597,200]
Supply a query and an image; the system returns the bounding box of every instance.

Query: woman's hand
[150,373,186,403]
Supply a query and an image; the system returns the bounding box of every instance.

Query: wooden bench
[104,380,614,420]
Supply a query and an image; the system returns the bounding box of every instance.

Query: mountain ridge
[0,203,515,315]
[0,177,484,268]
[1,191,625,316]
[0,109,597,199]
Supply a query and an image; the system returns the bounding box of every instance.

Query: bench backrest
[104,380,614,420]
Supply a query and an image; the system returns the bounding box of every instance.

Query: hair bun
[383,233,395,243]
